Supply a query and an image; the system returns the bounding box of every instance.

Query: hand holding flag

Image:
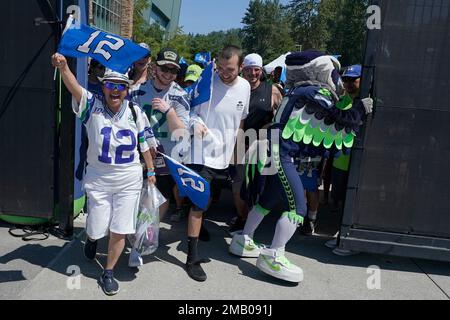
[161,154,210,210]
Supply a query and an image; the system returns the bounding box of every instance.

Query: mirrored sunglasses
[103,82,128,91]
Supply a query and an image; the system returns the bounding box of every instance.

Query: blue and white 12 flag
[161,154,210,210]
[191,61,214,108]
[58,18,149,74]
[194,52,211,66]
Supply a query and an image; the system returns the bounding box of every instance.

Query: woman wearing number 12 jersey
[51,53,157,296]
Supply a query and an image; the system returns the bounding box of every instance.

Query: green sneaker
[229,234,263,258]
[256,247,303,282]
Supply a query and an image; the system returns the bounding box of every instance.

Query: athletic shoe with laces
[170,208,185,222]
[256,247,303,283]
[128,248,143,267]
[229,233,263,258]
[83,238,97,260]
[98,272,120,296]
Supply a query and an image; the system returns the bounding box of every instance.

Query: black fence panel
[0,0,59,218]
[341,0,450,261]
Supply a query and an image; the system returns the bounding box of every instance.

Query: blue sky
[179,0,291,35]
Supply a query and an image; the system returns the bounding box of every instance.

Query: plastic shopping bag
[128,182,166,256]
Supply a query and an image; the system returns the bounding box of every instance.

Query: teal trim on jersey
[79,101,90,123]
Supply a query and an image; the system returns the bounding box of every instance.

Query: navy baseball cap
[343,65,362,78]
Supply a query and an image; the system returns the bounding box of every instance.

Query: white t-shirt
[73,89,155,191]
[189,73,250,169]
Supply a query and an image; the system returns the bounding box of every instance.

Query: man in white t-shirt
[185,45,250,282]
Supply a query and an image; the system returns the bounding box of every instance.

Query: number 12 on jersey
[98,127,137,164]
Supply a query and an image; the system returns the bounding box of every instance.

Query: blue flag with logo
[191,61,214,108]
[162,154,210,210]
[194,52,211,66]
[58,19,149,74]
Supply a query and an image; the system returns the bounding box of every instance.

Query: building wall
[90,0,122,34]
[120,0,133,39]
[88,0,181,40]
[89,0,133,39]
[142,0,182,39]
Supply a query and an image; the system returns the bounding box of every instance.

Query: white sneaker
[256,247,303,283]
[229,234,262,258]
[128,248,143,267]
[325,238,338,249]
[332,247,360,256]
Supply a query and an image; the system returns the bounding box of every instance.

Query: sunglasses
[159,65,179,75]
[103,82,128,91]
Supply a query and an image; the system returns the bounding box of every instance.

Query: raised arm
[51,53,83,103]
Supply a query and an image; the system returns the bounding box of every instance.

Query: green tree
[185,29,243,62]
[242,0,295,62]
[326,0,369,66]
[287,0,369,65]
[286,0,329,51]
[162,27,192,61]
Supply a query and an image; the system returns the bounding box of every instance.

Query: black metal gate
[0,0,60,220]
[340,0,450,261]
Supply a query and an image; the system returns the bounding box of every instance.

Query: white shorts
[85,187,141,240]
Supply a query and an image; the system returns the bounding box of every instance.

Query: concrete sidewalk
[1,190,449,300]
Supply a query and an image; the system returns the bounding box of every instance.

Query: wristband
[147,171,156,177]
[163,105,173,114]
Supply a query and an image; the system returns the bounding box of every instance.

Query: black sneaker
[98,272,120,296]
[84,238,97,260]
[186,261,207,282]
[228,217,246,236]
[199,223,210,242]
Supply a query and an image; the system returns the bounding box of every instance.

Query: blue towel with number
[58,19,149,73]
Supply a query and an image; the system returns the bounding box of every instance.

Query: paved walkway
[1,190,449,300]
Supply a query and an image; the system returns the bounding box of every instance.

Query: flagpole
[54,14,74,81]
[205,59,215,124]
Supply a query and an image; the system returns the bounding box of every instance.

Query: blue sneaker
[98,271,119,296]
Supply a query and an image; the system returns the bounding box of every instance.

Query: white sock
[270,216,298,250]
[242,206,267,238]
